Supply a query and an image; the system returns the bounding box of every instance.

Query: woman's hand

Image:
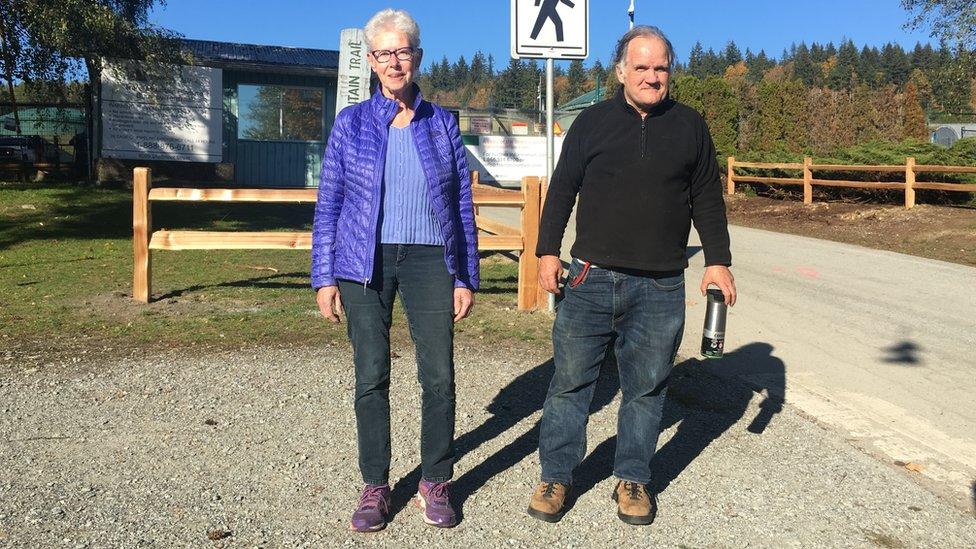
[453,288,474,322]
[316,285,344,323]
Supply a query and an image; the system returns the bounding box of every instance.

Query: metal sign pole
[546,57,555,312]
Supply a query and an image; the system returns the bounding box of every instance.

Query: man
[526,26,737,526]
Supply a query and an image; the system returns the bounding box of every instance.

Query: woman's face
[367,30,421,97]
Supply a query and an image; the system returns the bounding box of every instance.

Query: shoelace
[357,485,388,512]
[426,482,451,506]
[624,482,643,500]
[541,482,558,499]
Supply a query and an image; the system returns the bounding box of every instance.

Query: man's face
[615,36,670,114]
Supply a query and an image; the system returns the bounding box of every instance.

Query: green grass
[0,182,552,358]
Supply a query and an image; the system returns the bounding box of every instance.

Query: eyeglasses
[370,47,419,63]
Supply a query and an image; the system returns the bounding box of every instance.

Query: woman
[310,8,479,533]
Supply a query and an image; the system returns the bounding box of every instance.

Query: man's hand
[316,285,344,323]
[700,265,736,306]
[538,255,563,295]
[454,288,474,322]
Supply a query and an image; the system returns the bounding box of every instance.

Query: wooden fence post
[803,156,813,204]
[133,167,152,303]
[535,177,549,308]
[518,176,541,311]
[905,157,916,209]
[471,170,480,217]
[726,156,735,195]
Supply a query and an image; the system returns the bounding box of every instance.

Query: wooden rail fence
[132,168,547,310]
[726,156,976,209]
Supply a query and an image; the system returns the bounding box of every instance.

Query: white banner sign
[464,135,563,183]
[511,0,588,59]
[337,28,371,114]
[101,60,222,162]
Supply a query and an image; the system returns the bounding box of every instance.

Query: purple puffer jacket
[311,84,479,290]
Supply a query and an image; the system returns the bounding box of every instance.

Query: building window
[238,85,323,142]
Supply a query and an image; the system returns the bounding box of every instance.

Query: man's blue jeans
[538,259,685,485]
[338,244,456,485]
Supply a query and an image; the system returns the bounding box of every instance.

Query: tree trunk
[84,57,100,182]
[0,17,22,135]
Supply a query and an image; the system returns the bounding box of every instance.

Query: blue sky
[150,0,935,68]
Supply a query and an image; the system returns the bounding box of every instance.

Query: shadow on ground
[386,341,786,524]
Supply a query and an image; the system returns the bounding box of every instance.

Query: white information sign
[511,0,588,59]
[337,28,372,114]
[465,135,563,183]
[101,60,222,162]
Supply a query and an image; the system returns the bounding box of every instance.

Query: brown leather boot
[612,481,657,525]
[527,482,570,522]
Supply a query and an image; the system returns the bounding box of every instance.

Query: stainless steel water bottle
[701,289,727,359]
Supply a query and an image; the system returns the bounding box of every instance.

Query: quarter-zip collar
[369,82,425,123]
[613,86,672,119]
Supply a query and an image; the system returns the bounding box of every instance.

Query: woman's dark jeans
[337,244,456,485]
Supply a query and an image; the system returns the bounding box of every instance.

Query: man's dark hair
[612,25,675,71]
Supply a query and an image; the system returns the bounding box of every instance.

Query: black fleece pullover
[536,89,732,271]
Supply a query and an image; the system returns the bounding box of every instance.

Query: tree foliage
[902,0,976,47]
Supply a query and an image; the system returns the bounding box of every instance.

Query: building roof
[180,39,339,75]
[558,87,606,112]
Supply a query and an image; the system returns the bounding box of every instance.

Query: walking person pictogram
[530,0,576,42]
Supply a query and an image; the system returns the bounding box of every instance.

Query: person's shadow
[567,342,787,501]
[388,342,785,520]
[388,350,620,522]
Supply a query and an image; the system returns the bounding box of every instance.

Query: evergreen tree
[909,42,937,76]
[849,82,878,142]
[746,49,774,83]
[781,79,809,152]
[670,74,704,113]
[880,43,910,86]
[688,41,706,78]
[470,51,487,82]
[567,59,586,98]
[493,58,523,108]
[792,43,818,86]
[453,55,470,85]
[828,40,858,90]
[908,67,935,109]
[589,60,607,88]
[722,40,742,67]
[858,46,882,87]
[703,48,724,77]
[603,68,618,100]
[701,76,739,158]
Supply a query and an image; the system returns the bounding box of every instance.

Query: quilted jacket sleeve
[446,111,480,291]
[310,110,349,290]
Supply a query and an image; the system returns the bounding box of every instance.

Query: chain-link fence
[0,103,90,180]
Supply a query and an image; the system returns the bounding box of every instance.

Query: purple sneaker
[414,480,457,528]
[349,484,390,533]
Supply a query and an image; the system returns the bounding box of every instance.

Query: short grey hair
[364,9,421,50]
[612,25,675,71]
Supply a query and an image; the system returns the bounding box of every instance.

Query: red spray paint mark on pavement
[795,266,820,279]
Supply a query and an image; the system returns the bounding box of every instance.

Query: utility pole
[628,0,635,29]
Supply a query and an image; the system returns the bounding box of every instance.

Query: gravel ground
[1,344,974,548]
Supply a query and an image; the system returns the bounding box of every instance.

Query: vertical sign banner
[336,28,371,114]
[511,0,588,59]
[101,60,222,162]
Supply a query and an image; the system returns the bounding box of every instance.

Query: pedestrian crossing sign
[511,0,588,59]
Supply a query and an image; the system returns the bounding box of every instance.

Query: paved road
[481,204,976,512]
[685,225,976,512]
